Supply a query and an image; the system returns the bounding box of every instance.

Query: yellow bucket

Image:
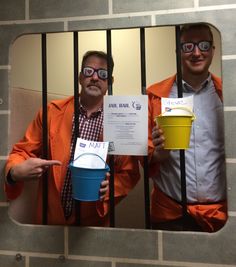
[155,107,196,150]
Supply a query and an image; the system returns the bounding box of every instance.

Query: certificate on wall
[103,95,148,155]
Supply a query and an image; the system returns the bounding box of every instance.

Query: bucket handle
[72,152,108,167]
[158,106,196,121]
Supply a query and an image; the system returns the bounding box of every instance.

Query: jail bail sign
[103,95,148,155]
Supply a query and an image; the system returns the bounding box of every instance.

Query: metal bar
[140,27,151,229]
[175,25,188,223]
[73,31,79,158]
[73,31,81,225]
[106,29,115,227]
[41,33,48,225]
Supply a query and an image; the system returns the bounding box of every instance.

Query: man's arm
[8,158,62,183]
[96,155,141,217]
[5,108,48,199]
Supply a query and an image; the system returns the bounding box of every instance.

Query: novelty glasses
[82,66,108,80]
[181,41,213,53]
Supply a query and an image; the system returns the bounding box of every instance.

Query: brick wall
[0,0,236,266]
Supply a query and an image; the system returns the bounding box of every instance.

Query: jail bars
[73,31,81,225]
[41,27,186,229]
[106,29,115,227]
[175,25,188,226]
[41,33,48,225]
[140,28,151,229]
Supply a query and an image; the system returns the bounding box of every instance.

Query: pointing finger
[39,160,62,167]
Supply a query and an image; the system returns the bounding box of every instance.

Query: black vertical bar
[73,31,81,225]
[175,25,188,222]
[106,29,115,227]
[140,27,151,229]
[41,33,48,225]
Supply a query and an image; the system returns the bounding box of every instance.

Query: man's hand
[152,124,170,162]
[99,172,110,200]
[152,124,165,150]
[10,158,62,182]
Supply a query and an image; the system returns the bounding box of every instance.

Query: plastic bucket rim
[155,106,196,123]
[70,152,109,171]
[70,162,110,171]
[161,106,195,118]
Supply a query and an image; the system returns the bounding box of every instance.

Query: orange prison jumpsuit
[5,96,140,226]
[147,74,227,232]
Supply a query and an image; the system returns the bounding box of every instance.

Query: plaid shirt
[61,103,103,219]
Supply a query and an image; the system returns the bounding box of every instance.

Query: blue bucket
[69,153,110,201]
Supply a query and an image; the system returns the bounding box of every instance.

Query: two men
[5,23,227,231]
[5,50,140,226]
[148,23,227,232]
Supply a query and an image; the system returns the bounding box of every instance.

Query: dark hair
[81,50,114,73]
[180,23,214,42]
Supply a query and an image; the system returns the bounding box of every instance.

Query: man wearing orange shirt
[5,50,140,226]
[148,23,227,232]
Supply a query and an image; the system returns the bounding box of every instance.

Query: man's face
[181,28,215,77]
[79,55,109,98]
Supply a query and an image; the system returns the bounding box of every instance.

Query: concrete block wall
[0,0,236,266]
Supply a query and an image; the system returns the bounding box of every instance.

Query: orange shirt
[5,96,140,226]
[147,74,227,232]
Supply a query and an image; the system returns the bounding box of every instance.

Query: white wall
[10,25,222,96]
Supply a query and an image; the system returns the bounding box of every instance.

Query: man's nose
[192,45,201,56]
[91,71,99,80]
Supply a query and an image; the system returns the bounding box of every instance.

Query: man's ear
[212,45,215,57]
[79,72,82,85]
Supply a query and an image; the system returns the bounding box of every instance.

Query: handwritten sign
[73,138,109,168]
[161,95,193,116]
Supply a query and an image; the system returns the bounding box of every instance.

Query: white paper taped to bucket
[161,96,193,116]
[73,138,109,169]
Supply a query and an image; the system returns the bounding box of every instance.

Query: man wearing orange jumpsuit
[148,23,227,232]
[5,50,140,226]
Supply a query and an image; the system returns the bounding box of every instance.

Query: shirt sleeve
[96,155,141,217]
[4,109,43,200]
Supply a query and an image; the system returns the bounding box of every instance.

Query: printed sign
[104,95,148,155]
